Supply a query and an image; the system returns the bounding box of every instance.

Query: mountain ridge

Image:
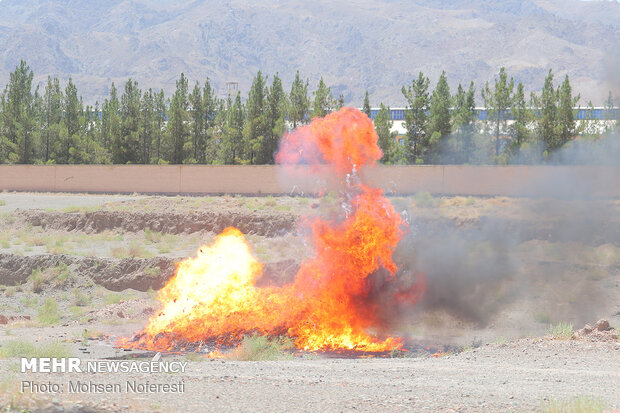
[0,0,618,105]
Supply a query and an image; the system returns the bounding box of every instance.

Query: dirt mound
[0,253,299,292]
[572,319,618,342]
[17,209,297,237]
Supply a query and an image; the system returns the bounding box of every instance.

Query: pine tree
[335,94,345,110]
[428,71,452,162]
[362,91,371,118]
[140,89,155,164]
[54,77,84,164]
[245,71,267,164]
[603,91,617,132]
[452,82,476,163]
[153,90,166,163]
[557,75,580,148]
[40,77,64,163]
[289,71,309,128]
[401,72,430,163]
[482,67,514,157]
[117,79,141,163]
[168,74,189,164]
[375,103,397,163]
[101,83,121,162]
[312,77,332,118]
[263,73,286,164]
[1,60,36,163]
[188,82,204,163]
[533,69,560,153]
[219,93,245,164]
[202,78,218,163]
[508,82,531,156]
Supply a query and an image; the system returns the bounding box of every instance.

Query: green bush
[228,335,294,361]
[541,396,605,413]
[38,298,60,325]
[0,339,73,358]
[547,322,574,340]
[412,191,437,208]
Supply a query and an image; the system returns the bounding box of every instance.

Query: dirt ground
[0,192,619,412]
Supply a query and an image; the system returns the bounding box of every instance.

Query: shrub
[37,298,60,325]
[72,288,92,306]
[547,322,574,340]
[228,335,294,361]
[29,267,44,293]
[541,396,605,413]
[0,339,73,358]
[54,262,73,284]
[412,191,437,208]
[104,293,124,305]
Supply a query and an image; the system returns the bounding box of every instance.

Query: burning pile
[121,107,424,354]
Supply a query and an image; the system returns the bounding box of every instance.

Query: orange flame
[122,108,423,353]
[276,107,382,175]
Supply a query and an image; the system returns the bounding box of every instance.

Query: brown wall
[0,165,618,197]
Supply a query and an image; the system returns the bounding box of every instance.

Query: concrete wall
[1,165,618,197]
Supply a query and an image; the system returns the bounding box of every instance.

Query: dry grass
[541,396,605,413]
[0,339,73,359]
[547,322,574,340]
[228,335,294,361]
[37,297,60,325]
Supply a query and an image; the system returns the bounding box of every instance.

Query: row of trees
[0,61,348,165]
[389,68,618,165]
[0,60,617,165]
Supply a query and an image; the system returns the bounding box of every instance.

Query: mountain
[0,0,618,105]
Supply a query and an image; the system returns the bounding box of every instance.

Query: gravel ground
[0,193,143,212]
[3,339,619,412]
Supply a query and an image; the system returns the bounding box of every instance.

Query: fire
[122,107,424,354]
[276,107,382,175]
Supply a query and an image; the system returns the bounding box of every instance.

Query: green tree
[401,72,430,163]
[362,91,371,118]
[117,79,141,164]
[54,78,84,164]
[219,93,245,164]
[508,82,532,157]
[140,89,155,164]
[374,103,398,163]
[0,60,36,163]
[202,78,218,163]
[482,67,514,157]
[245,71,268,164]
[532,69,560,153]
[557,75,580,148]
[153,90,166,163]
[428,71,452,162]
[41,76,63,163]
[289,71,309,128]
[263,73,287,164]
[100,83,121,161]
[168,74,189,164]
[311,77,332,118]
[452,82,476,164]
[188,82,204,163]
[335,94,345,110]
[582,100,598,138]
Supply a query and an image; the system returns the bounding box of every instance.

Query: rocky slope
[0,0,618,104]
